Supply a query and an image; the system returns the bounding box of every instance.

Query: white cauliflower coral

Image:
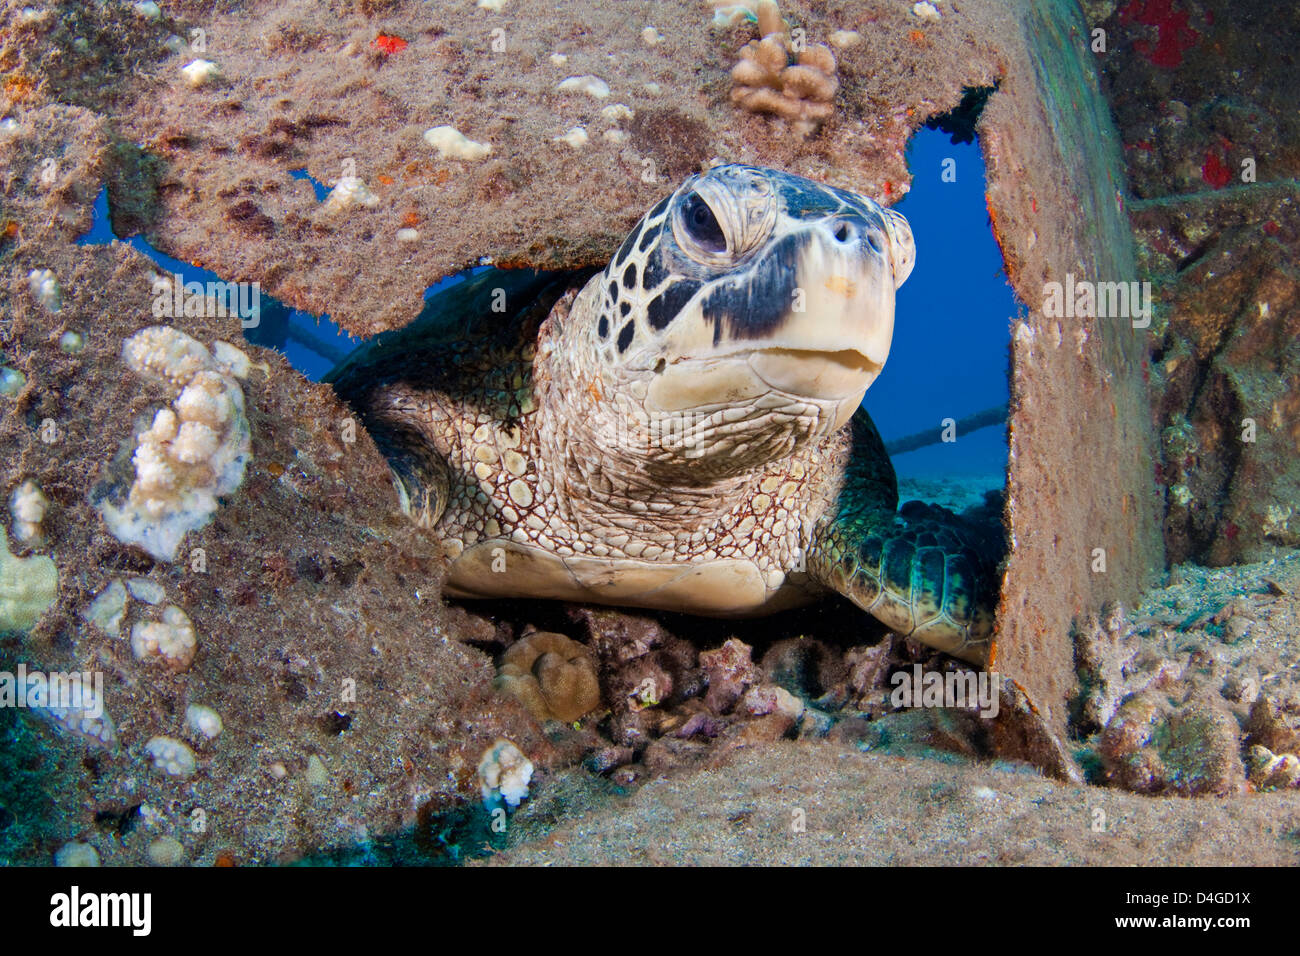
[9,479,49,546]
[478,739,534,810]
[99,327,252,561]
[130,605,198,672]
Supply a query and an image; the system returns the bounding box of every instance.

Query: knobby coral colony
[13,670,116,750]
[98,326,253,562]
[9,479,48,546]
[478,739,533,811]
[130,604,199,672]
[729,0,839,138]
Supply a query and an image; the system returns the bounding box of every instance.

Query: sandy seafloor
[898,472,1006,516]
[487,745,1300,866]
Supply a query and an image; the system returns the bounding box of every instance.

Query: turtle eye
[678,192,727,254]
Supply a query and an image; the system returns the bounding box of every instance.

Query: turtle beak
[739,217,895,401]
[746,347,882,401]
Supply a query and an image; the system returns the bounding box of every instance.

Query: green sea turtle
[327,164,1001,663]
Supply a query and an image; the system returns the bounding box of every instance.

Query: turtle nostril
[832,220,853,243]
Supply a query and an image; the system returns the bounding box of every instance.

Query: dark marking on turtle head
[699,230,808,342]
[616,321,636,352]
[646,279,702,331]
[637,222,661,252]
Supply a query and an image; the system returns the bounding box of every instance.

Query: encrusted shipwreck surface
[5,0,1020,338]
[1090,0,1300,568]
[0,97,557,864]
[0,0,1291,866]
[967,0,1167,767]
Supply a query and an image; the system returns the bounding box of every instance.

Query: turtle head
[570,164,914,481]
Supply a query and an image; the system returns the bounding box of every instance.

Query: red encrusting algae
[1119,0,1199,69]
[373,34,408,54]
[1201,147,1231,189]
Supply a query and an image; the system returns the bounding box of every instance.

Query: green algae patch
[0,532,57,633]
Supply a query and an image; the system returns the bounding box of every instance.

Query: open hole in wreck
[317,106,1031,760]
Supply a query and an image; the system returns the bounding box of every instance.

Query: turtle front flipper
[807,410,1002,664]
[359,391,452,528]
[324,268,576,528]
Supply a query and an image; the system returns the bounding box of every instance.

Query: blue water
[77,181,481,380]
[77,186,362,380]
[80,132,1015,479]
[864,128,1017,480]
[289,168,332,201]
